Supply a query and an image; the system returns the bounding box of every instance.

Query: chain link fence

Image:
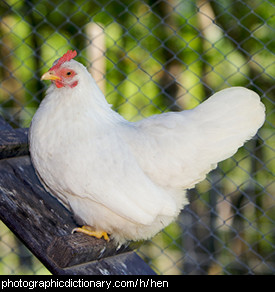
[0,0,274,275]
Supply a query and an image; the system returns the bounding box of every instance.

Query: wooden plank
[0,116,13,131]
[47,233,133,268]
[0,118,155,274]
[0,154,153,275]
[0,117,29,159]
[54,251,156,275]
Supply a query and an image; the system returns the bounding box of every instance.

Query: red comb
[50,50,77,71]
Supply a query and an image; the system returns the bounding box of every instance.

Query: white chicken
[29,50,265,244]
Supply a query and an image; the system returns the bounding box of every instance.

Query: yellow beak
[41,71,61,81]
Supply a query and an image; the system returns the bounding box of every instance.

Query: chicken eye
[66,71,72,76]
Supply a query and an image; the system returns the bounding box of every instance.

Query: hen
[29,50,265,244]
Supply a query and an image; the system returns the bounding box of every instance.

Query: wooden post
[86,23,106,94]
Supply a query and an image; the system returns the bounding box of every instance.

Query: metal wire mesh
[0,0,274,275]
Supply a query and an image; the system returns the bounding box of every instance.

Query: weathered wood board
[0,117,155,275]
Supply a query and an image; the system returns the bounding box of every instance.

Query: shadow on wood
[0,116,155,275]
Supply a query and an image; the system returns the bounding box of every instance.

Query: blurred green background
[0,0,274,274]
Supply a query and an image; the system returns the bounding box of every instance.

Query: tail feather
[194,87,266,166]
[133,87,265,190]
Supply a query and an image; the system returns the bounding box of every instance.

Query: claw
[72,225,109,241]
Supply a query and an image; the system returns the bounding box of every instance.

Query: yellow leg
[72,225,109,241]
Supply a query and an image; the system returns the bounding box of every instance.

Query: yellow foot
[72,225,109,241]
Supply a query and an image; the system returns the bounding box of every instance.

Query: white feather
[132,87,265,190]
[29,59,265,243]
